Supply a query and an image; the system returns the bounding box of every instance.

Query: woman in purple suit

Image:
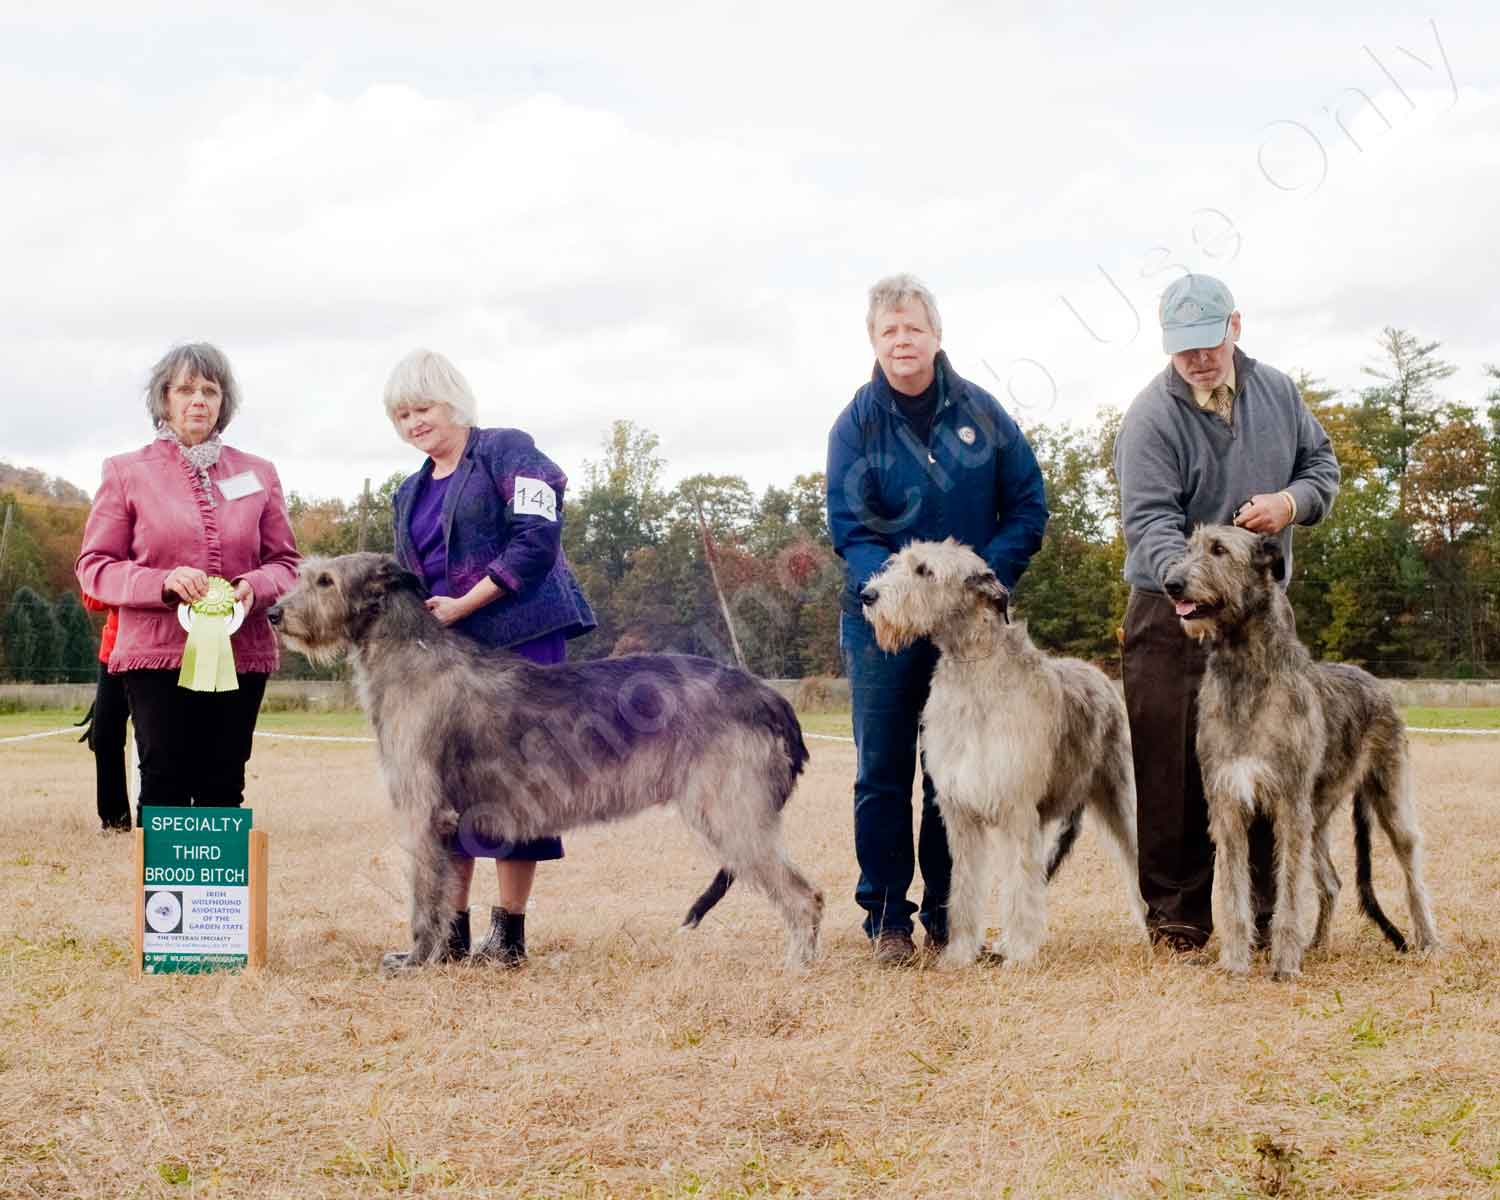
[383,349,596,969]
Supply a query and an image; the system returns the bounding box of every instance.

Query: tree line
[2,326,1497,682]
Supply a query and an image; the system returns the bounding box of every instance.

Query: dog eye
[914,563,931,577]
[1210,542,1225,557]
[316,573,334,587]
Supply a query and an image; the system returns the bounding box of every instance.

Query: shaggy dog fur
[861,539,1147,968]
[1164,525,1439,979]
[268,553,824,968]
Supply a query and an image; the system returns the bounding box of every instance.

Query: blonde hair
[382,349,478,427]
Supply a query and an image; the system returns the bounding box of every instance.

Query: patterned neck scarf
[1207,383,1234,425]
[156,425,224,504]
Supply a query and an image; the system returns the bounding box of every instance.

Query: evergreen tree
[2,592,34,681]
[54,593,97,682]
[1354,328,1457,511]
[3,586,57,682]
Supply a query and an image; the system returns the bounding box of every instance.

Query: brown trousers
[1122,589,1275,936]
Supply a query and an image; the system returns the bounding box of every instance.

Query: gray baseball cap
[1159,274,1235,354]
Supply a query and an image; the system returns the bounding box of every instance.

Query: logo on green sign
[142,807,253,974]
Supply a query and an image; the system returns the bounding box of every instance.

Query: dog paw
[1217,956,1251,978]
[1270,968,1302,983]
[936,946,977,970]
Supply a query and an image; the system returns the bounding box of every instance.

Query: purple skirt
[452,630,566,861]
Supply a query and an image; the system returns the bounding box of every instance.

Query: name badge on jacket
[218,471,264,502]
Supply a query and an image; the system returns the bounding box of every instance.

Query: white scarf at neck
[156,425,224,504]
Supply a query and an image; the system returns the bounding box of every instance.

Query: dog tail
[1353,796,1408,952]
[1044,807,1083,882]
[783,714,811,786]
[763,688,810,798]
[681,869,735,929]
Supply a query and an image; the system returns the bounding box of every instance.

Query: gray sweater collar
[1162,346,1258,404]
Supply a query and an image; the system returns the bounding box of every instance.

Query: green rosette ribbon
[178,576,240,692]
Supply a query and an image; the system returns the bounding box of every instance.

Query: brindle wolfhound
[861,539,1148,968]
[1164,525,1439,980]
[267,553,824,968]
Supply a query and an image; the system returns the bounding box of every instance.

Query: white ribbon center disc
[177,601,247,636]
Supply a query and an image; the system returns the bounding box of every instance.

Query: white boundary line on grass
[255,731,377,744]
[0,727,864,747]
[5,725,1497,748]
[0,726,81,744]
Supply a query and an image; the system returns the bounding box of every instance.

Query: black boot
[472,906,526,967]
[380,909,471,972]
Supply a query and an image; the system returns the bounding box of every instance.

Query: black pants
[88,664,132,829]
[1122,589,1274,937]
[123,670,268,819]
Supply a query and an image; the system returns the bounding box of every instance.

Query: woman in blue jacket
[826,275,1048,965]
[384,349,596,969]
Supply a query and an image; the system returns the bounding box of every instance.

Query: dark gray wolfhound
[267,553,823,968]
[1164,525,1439,980]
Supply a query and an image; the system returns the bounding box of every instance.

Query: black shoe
[381,909,471,972]
[472,906,527,967]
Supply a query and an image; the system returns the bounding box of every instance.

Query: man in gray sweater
[1113,274,1340,952]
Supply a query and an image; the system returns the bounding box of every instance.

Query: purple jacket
[393,426,596,650]
[76,439,301,673]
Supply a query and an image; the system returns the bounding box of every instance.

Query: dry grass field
[2,711,1498,1199]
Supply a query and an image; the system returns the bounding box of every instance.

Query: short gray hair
[866,274,942,340]
[145,343,241,433]
[383,349,478,428]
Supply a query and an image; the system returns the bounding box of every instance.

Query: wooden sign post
[132,808,268,976]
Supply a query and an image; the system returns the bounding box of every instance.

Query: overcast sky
[2,3,1497,505]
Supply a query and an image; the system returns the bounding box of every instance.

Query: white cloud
[1,3,1497,509]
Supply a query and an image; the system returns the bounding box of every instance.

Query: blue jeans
[841,611,951,943]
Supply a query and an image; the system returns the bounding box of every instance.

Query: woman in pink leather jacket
[76,343,300,817]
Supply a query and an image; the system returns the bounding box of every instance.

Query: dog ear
[966,570,1011,624]
[1257,536,1286,583]
[371,557,425,597]
[350,556,424,638]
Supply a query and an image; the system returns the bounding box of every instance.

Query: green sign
[141,808,253,974]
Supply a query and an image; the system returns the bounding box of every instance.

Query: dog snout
[1163,573,1185,599]
[860,585,879,607]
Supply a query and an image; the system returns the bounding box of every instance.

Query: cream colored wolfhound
[861,538,1147,968]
